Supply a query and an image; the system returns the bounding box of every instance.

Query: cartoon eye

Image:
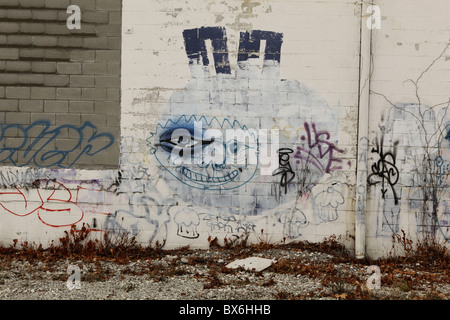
[159,127,194,153]
[226,140,251,166]
[173,134,198,148]
[230,141,240,154]
[159,127,215,155]
[227,140,248,155]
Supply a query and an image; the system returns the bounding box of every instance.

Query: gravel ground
[0,245,448,301]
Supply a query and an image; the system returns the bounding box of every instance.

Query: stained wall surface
[0,0,448,259]
[364,0,450,258]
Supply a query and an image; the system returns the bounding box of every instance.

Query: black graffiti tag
[367,134,400,205]
[272,148,295,194]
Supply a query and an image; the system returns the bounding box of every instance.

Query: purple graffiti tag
[294,122,344,173]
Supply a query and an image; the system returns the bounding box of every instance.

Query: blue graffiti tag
[0,120,115,168]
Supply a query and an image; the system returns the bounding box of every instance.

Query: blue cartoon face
[150,116,258,190]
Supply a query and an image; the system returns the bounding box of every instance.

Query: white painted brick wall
[0,0,448,259]
[366,0,450,258]
[120,0,360,251]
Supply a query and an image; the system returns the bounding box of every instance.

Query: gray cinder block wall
[0,0,121,169]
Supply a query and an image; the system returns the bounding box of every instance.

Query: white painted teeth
[182,167,238,183]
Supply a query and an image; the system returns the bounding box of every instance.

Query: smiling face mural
[147,26,344,218]
[150,115,259,190]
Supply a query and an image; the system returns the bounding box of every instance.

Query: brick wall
[120,0,361,251]
[365,0,450,258]
[0,0,449,259]
[0,0,121,169]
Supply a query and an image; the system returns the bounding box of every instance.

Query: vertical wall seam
[355,1,373,259]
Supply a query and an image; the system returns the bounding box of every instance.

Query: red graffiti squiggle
[0,180,84,228]
[0,187,41,216]
[35,180,84,227]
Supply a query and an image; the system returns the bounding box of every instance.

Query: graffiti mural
[0,0,448,261]
[149,115,259,191]
[147,26,346,224]
[0,24,349,250]
[174,207,200,239]
[372,103,450,241]
[311,174,345,222]
[277,208,308,239]
[102,140,175,245]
